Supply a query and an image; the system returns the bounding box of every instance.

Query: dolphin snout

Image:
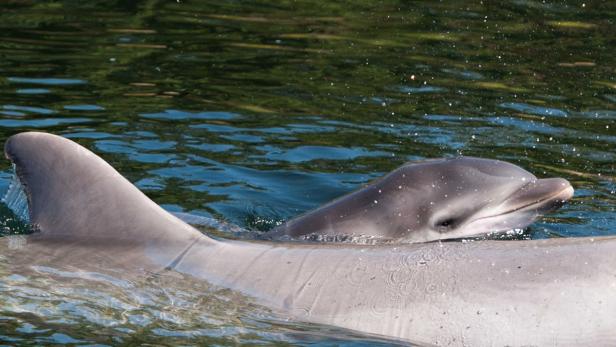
[504,177,574,212]
[549,177,575,201]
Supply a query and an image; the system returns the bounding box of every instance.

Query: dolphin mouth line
[474,184,574,223]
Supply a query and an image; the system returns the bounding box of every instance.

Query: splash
[290,228,530,245]
[2,166,30,223]
[296,233,383,245]
[171,212,255,239]
[0,166,35,236]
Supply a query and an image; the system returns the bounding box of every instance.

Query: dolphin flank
[4,132,616,346]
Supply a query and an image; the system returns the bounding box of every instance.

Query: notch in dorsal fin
[3,132,209,252]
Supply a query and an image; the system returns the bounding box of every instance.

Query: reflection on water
[0,0,614,344]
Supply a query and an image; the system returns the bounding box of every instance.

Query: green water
[0,0,614,345]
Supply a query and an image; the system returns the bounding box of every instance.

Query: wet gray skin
[270,157,574,242]
[5,132,615,346]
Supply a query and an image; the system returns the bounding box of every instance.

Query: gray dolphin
[270,157,574,242]
[4,132,615,346]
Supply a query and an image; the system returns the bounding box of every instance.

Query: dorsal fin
[4,132,209,250]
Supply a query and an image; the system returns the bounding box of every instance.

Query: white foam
[172,212,249,236]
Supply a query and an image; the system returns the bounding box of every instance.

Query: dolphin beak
[503,177,574,213]
[455,177,574,237]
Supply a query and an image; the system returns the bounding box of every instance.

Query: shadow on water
[0,0,614,344]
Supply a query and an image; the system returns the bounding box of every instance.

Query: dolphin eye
[436,218,456,232]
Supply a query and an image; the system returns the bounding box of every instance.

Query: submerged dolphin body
[271,157,574,242]
[4,132,616,346]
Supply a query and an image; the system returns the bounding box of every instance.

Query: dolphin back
[4,132,204,248]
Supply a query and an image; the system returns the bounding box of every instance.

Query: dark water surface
[0,0,614,345]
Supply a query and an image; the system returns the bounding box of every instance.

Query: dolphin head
[384,157,574,242]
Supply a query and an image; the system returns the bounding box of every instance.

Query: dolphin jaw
[451,179,574,238]
[498,179,574,215]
